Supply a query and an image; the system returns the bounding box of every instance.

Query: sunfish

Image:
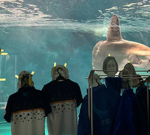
[92,15,150,74]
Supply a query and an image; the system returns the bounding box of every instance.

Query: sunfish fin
[128,53,142,64]
[107,15,122,41]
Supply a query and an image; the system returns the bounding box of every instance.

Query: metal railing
[85,69,150,135]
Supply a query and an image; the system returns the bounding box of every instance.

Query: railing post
[147,82,149,135]
[88,70,94,135]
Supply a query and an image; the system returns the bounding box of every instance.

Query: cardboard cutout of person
[120,62,141,95]
[103,55,118,77]
[123,63,140,88]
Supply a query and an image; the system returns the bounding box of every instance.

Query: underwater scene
[0,0,150,134]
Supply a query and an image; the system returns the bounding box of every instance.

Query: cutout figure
[103,55,118,77]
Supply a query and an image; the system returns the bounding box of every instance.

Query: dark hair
[136,74,143,82]
[121,69,130,88]
[122,69,130,77]
[124,63,136,75]
[102,56,118,74]
[121,69,142,88]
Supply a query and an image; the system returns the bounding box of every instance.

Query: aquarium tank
[0,0,150,134]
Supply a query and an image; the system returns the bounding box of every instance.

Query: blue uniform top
[78,77,122,135]
[135,85,149,135]
[113,88,148,135]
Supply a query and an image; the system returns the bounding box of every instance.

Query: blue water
[0,0,150,134]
